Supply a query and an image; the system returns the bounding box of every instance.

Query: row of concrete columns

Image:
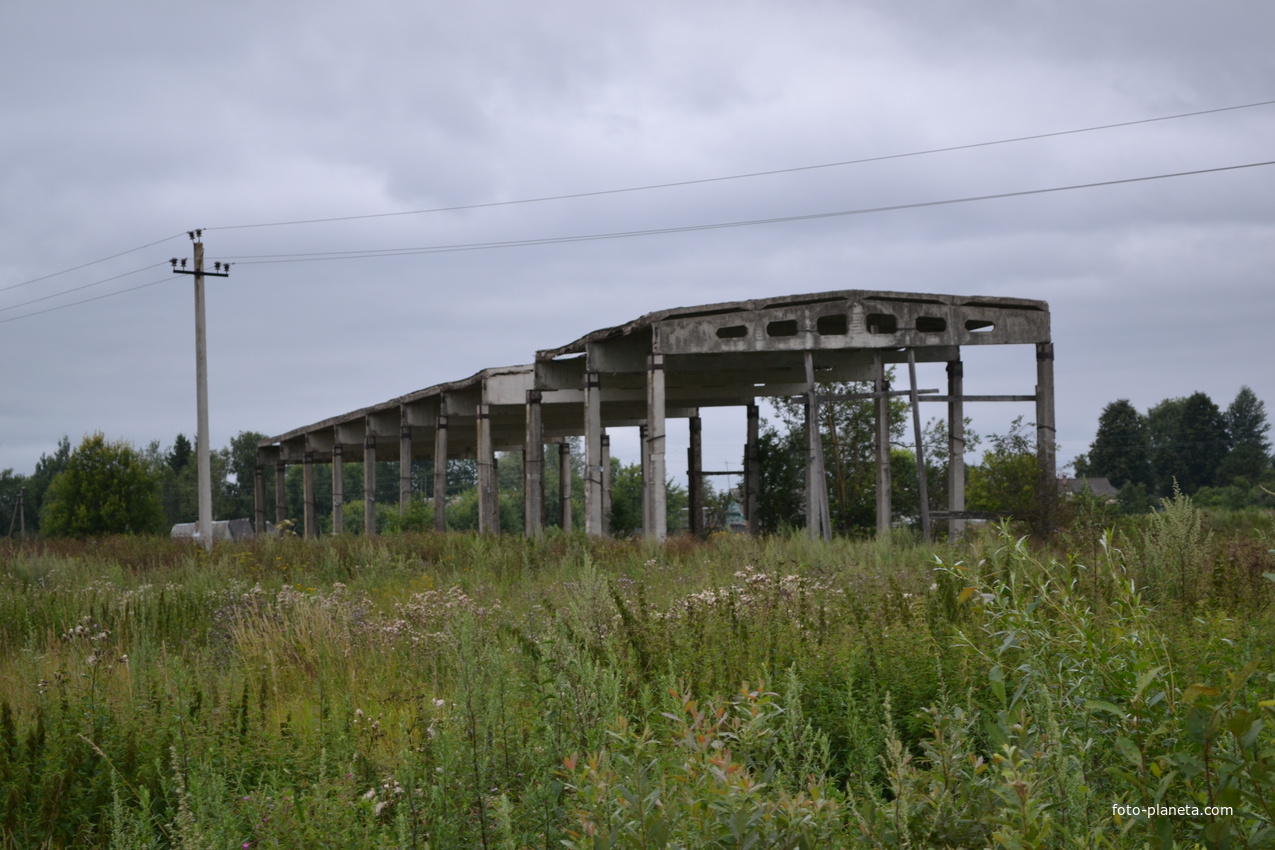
[256,342,1055,541]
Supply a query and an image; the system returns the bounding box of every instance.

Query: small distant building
[1059,477,1119,500]
[171,518,259,542]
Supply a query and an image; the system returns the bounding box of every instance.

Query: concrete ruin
[256,289,1054,540]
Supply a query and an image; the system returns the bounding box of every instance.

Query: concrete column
[275,460,287,526]
[601,432,612,535]
[477,403,497,534]
[745,403,760,534]
[433,414,448,531]
[907,349,931,541]
[253,456,265,535]
[584,371,604,536]
[947,359,966,539]
[874,352,892,540]
[525,390,544,538]
[1036,342,1057,533]
[332,443,345,534]
[400,421,413,514]
[687,415,703,535]
[303,451,317,539]
[640,423,650,534]
[646,354,667,541]
[364,432,377,536]
[559,441,573,531]
[804,351,830,540]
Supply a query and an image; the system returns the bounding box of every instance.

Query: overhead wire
[206,97,1275,232]
[0,275,174,326]
[0,262,167,314]
[0,232,186,294]
[5,100,1275,323]
[222,159,1275,266]
[4,157,1273,325]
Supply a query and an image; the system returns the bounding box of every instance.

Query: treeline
[1073,386,1273,512]
[0,432,266,537]
[0,431,693,538]
[5,382,1270,538]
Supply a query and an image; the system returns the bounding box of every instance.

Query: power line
[5,157,1272,325]
[0,233,186,295]
[0,262,167,314]
[207,97,1275,232]
[0,275,173,326]
[223,159,1275,266]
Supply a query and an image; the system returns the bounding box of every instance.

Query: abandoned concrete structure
[256,289,1054,540]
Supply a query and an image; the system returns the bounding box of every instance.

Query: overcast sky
[3,1,1273,488]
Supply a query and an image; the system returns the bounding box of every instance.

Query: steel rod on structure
[907,349,931,540]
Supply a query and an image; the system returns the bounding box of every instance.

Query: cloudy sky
[3,1,1273,486]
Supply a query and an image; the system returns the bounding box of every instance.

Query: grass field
[1,496,1273,848]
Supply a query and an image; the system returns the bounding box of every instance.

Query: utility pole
[171,230,229,551]
[6,487,22,538]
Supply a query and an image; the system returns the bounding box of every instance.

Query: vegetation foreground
[1,499,1274,848]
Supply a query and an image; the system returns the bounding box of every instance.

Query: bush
[40,433,166,537]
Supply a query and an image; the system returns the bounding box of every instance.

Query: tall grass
[0,506,1272,848]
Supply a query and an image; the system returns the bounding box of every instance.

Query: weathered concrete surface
[258,289,1052,538]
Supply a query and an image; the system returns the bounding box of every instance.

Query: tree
[222,430,269,520]
[1217,386,1270,485]
[167,433,193,473]
[766,378,908,535]
[966,417,1039,520]
[11,436,72,534]
[1148,397,1188,496]
[1085,399,1150,488]
[40,434,166,537]
[1176,392,1228,494]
